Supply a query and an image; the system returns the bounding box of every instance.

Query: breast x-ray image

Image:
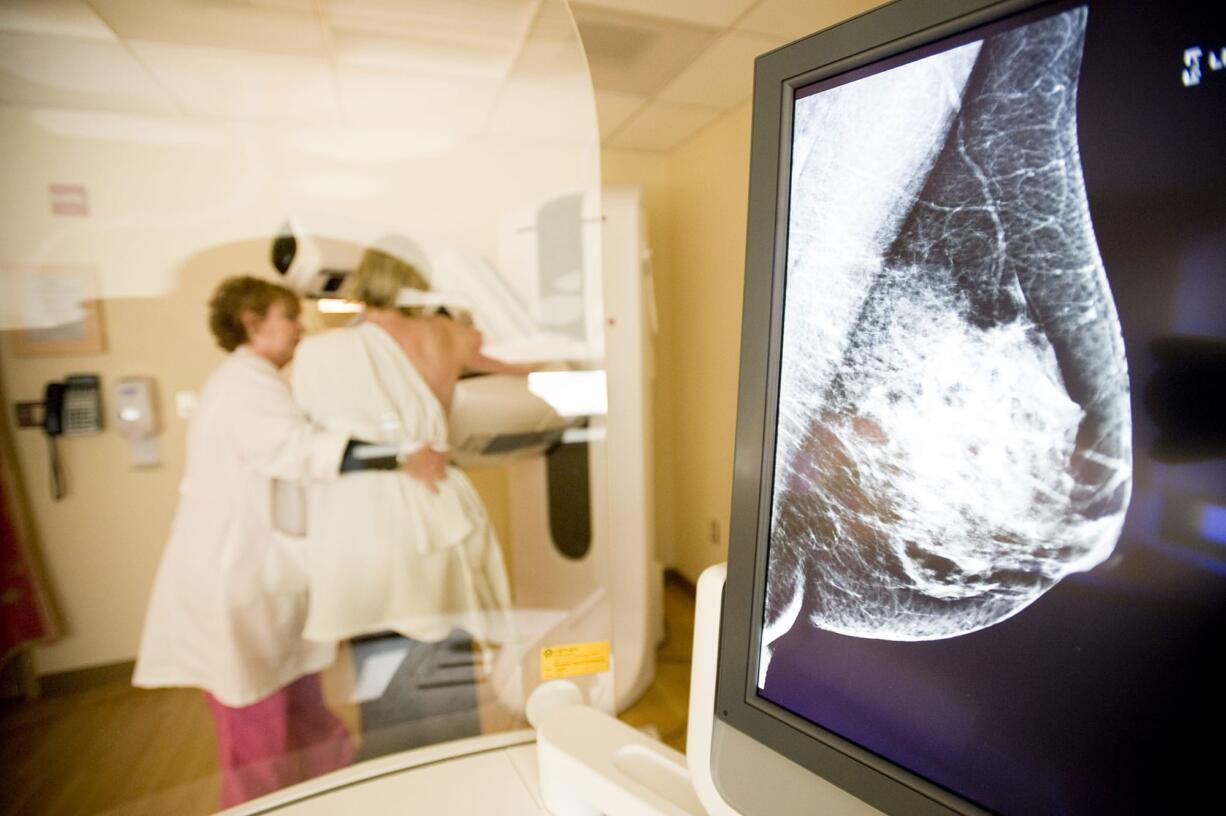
[763,7,1132,648]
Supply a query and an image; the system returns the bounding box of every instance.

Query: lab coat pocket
[264,530,310,598]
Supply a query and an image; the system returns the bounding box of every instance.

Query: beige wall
[1,241,513,675]
[660,106,753,584]
[603,104,753,585]
[2,244,244,674]
[2,108,752,675]
[0,94,593,674]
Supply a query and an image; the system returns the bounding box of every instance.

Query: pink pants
[205,673,356,808]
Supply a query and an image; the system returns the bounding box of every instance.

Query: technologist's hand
[403,446,448,493]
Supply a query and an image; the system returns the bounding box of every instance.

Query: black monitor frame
[714,0,1069,813]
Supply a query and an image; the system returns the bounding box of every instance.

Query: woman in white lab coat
[132,276,443,808]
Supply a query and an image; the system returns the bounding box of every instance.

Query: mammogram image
[763,7,1132,659]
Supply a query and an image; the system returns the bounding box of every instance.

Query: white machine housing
[499,185,663,712]
[273,186,662,715]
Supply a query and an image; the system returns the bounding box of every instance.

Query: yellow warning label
[540,640,611,680]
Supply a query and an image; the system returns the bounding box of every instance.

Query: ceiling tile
[605,100,722,152]
[0,32,176,114]
[487,77,598,145]
[326,0,536,87]
[504,0,588,81]
[30,109,227,146]
[0,0,116,40]
[325,0,537,42]
[332,30,515,80]
[736,0,889,42]
[571,4,718,97]
[657,30,784,109]
[334,67,495,134]
[90,0,327,58]
[594,90,646,139]
[575,0,756,28]
[484,0,596,145]
[129,41,340,123]
[249,0,317,13]
[286,126,454,162]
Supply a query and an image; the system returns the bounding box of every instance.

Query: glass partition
[0,2,645,812]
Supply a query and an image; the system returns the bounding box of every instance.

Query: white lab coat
[292,322,512,644]
[133,347,348,707]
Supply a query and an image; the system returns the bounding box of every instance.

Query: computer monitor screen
[718,0,1225,813]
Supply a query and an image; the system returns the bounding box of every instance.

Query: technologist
[131,275,442,807]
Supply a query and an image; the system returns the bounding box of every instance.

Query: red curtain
[0,423,59,670]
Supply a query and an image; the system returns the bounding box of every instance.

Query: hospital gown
[291,322,512,644]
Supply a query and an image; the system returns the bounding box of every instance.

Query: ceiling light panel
[129,41,340,124]
[606,100,721,152]
[89,0,328,58]
[574,0,756,28]
[0,32,176,114]
[571,4,718,97]
[736,0,888,41]
[32,109,227,146]
[657,30,783,109]
[0,0,116,40]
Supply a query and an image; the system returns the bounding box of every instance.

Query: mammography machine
[219,0,1225,812]
[269,185,662,717]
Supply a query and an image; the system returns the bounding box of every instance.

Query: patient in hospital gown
[291,248,520,648]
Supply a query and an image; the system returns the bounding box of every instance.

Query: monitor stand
[531,563,734,815]
[534,563,878,816]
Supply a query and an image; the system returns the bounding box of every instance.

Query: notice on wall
[6,266,106,355]
[22,273,88,330]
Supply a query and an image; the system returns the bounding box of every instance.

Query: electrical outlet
[14,401,44,429]
[709,520,720,545]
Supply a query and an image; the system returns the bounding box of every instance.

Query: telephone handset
[41,374,102,499]
[43,382,67,437]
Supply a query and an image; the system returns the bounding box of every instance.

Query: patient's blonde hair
[345,247,430,310]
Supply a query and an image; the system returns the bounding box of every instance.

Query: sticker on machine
[540,641,610,680]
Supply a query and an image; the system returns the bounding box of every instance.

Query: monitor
[715,0,1226,813]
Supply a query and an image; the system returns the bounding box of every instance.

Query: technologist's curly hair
[208,275,300,351]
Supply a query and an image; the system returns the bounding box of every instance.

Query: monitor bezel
[713,0,1071,813]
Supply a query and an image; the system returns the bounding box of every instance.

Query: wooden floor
[618,572,696,754]
[0,575,695,815]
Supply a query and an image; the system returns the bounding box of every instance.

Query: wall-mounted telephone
[44,375,103,437]
[41,374,102,500]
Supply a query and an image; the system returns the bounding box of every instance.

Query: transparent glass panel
[0,2,654,812]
